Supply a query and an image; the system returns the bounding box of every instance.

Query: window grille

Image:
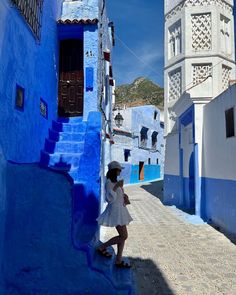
[11,0,44,39]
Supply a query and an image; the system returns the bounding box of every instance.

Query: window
[15,85,24,111]
[11,0,44,39]
[124,149,131,162]
[151,131,158,150]
[140,127,149,148]
[220,15,231,55]
[225,108,235,138]
[154,111,158,120]
[156,159,159,165]
[148,158,151,165]
[40,98,48,119]
[168,20,181,59]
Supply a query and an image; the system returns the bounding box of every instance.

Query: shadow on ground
[129,256,174,295]
[141,181,196,216]
[209,223,236,246]
[140,180,164,202]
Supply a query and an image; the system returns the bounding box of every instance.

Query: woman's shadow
[128,256,174,295]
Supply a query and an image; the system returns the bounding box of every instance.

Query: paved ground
[101,181,236,295]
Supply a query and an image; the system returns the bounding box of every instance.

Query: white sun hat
[108,161,124,171]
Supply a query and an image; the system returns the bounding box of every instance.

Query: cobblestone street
[102,181,236,295]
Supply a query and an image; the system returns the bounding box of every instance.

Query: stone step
[44,139,84,154]
[40,150,82,168]
[68,168,78,180]
[57,116,83,123]
[52,120,86,133]
[55,141,84,153]
[91,246,133,294]
[49,129,85,142]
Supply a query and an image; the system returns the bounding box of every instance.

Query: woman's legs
[115,225,128,263]
[98,225,128,263]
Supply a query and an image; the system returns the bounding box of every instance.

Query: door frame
[179,105,200,213]
[139,161,144,181]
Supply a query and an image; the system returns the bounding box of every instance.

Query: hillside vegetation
[115,77,164,109]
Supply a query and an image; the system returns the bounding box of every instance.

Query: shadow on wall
[140,180,164,202]
[129,256,174,295]
[72,182,99,247]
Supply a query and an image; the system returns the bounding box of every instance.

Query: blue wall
[129,164,161,184]
[72,112,102,247]
[201,177,236,236]
[2,162,124,294]
[0,0,63,162]
[163,174,181,206]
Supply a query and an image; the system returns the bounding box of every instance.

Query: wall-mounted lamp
[114,112,124,128]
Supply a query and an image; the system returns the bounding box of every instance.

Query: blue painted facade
[201,177,236,235]
[0,1,133,293]
[112,105,165,185]
[0,0,63,162]
[129,164,161,184]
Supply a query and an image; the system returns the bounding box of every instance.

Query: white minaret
[164,0,235,135]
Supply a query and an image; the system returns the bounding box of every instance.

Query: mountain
[115,77,164,110]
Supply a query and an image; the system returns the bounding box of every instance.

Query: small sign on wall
[86,67,94,91]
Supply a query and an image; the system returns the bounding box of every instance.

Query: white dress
[97,179,133,227]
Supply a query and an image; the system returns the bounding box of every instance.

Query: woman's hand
[123,193,131,206]
[113,180,124,191]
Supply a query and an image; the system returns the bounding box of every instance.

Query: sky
[106,0,164,87]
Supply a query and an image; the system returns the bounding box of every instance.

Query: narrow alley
[102,181,236,295]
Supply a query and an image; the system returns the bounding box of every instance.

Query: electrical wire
[183,58,227,92]
[115,34,235,92]
[115,34,163,80]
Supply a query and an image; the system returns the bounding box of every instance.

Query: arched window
[140,127,149,148]
[151,131,158,150]
[154,111,158,120]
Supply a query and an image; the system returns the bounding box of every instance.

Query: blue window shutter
[86,67,94,91]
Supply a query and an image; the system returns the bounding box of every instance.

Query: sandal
[115,261,131,268]
[96,247,112,258]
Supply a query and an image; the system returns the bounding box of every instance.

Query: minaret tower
[164,0,235,135]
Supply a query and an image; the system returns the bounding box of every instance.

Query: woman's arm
[105,180,118,203]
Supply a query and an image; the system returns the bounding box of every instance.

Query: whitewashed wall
[164,132,179,175]
[165,0,183,14]
[202,85,236,180]
[181,123,194,178]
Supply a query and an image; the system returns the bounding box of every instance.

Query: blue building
[0,1,133,293]
[112,105,165,184]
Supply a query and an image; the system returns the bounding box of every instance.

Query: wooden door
[58,39,84,117]
[139,162,144,181]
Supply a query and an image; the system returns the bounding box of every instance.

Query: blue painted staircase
[40,114,135,295]
[40,117,85,182]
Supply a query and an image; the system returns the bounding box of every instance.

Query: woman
[96,161,133,268]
